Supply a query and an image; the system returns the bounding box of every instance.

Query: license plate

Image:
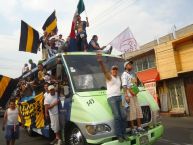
[139,135,149,145]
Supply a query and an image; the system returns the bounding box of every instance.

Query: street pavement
[0,116,193,145]
[154,116,193,145]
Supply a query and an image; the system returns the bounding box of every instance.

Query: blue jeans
[108,96,126,137]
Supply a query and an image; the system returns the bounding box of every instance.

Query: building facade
[125,24,193,116]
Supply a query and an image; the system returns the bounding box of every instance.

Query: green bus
[20,52,163,145]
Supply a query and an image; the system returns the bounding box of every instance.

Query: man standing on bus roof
[75,15,89,51]
[44,85,61,145]
[122,61,145,135]
[97,53,128,143]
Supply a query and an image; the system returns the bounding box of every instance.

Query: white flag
[110,27,139,53]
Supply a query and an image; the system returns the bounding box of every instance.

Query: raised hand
[97,52,103,62]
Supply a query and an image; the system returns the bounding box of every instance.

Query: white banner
[110,27,139,53]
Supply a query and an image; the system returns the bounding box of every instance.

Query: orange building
[125,24,193,116]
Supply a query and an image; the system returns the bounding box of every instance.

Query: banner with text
[18,93,44,128]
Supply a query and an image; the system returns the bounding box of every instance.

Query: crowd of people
[22,59,37,75]
[3,57,68,145]
[2,13,145,144]
[2,53,146,145]
[39,15,110,61]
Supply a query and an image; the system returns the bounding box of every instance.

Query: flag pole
[85,9,88,17]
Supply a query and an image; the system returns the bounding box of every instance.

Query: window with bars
[133,54,156,72]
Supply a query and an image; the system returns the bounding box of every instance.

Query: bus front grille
[141,106,151,124]
[126,106,151,128]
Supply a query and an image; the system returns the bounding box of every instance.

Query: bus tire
[66,125,87,145]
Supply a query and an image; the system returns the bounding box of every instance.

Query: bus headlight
[86,124,111,135]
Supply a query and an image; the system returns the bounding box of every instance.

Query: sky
[0,0,193,78]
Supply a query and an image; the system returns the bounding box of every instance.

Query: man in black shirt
[88,35,106,52]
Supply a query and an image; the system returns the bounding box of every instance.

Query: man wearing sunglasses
[97,53,127,143]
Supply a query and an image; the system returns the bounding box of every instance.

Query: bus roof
[22,52,122,78]
[61,52,121,58]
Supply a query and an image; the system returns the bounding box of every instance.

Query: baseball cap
[48,85,55,91]
[124,61,133,68]
[111,65,118,70]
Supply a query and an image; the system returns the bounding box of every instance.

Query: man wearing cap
[97,53,127,143]
[122,61,145,135]
[44,85,61,145]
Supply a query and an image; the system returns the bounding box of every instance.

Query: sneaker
[131,129,139,135]
[118,137,124,143]
[50,139,58,145]
[137,127,146,133]
[123,135,130,141]
[54,139,62,145]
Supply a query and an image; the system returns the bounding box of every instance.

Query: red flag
[69,21,76,39]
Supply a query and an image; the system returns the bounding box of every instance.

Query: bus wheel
[26,127,36,137]
[66,126,87,145]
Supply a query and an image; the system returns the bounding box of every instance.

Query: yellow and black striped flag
[42,11,58,34]
[18,93,45,128]
[19,20,40,54]
[0,75,18,107]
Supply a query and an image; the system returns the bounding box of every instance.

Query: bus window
[56,58,62,80]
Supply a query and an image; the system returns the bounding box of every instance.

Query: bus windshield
[64,55,125,92]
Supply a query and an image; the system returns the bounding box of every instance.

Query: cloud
[87,0,172,45]
[0,0,193,77]
[87,0,193,45]
[0,0,21,21]
[0,34,41,78]
[19,0,77,13]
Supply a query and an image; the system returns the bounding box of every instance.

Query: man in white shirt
[97,53,127,143]
[44,85,61,145]
[44,83,50,99]
[55,34,65,49]
[122,61,145,135]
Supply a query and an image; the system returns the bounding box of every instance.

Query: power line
[89,0,125,23]
[89,0,138,31]
[89,0,130,28]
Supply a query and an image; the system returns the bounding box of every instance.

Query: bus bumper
[100,124,164,145]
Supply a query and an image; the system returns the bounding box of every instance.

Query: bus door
[55,56,73,142]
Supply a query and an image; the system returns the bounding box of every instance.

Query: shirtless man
[75,15,89,51]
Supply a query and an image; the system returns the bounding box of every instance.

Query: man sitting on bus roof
[88,35,106,52]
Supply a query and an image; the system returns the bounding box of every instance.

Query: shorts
[129,97,143,121]
[50,114,60,133]
[5,125,19,140]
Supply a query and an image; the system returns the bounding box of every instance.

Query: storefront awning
[136,68,160,83]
